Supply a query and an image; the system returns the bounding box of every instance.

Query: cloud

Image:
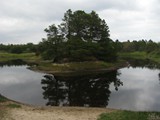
[98,0,160,41]
[0,0,160,44]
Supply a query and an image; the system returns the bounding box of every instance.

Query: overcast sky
[0,0,160,44]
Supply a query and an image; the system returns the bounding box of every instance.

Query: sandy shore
[2,101,115,120]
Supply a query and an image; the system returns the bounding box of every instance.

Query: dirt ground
[2,102,115,120]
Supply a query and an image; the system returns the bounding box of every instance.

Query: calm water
[0,60,160,111]
[0,65,46,105]
[109,67,160,111]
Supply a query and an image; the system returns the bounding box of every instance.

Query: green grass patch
[119,51,160,65]
[119,52,148,60]
[0,96,7,102]
[35,61,120,73]
[0,52,41,62]
[0,52,126,74]
[0,95,8,119]
[148,51,160,63]
[65,61,114,71]
[6,104,21,108]
[98,111,160,120]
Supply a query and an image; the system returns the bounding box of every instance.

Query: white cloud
[0,0,160,44]
[98,0,160,41]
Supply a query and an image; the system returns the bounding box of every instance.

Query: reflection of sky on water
[0,65,160,111]
[108,67,160,111]
[0,66,46,105]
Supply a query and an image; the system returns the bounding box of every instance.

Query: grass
[34,61,112,72]
[148,51,160,63]
[0,52,41,62]
[119,51,160,65]
[98,111,160,120]
[32,60,126,76]
[0,52,127,75]
[0,95,7,102]
[119,51,159,60]
[0,95,8,119]
[119,52,148,60]
[0,107,5,119]
[6,104,21,108]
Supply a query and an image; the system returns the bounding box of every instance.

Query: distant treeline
[115,39,160,54]
[0,39,160,61]
[0,43,37,54]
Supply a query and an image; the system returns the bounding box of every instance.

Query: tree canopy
[0,43,37,54]
[38,9,117,62]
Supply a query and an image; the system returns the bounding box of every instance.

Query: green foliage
[146,40,159,53]
[121,40,160,53]
[38,9,117,62]
[0,43,37,54]
[150,49,160,57]
[0,52,40,62]
[119,51,160,68]
[98,111,160,120]
[0,96,7,102]
[120,40,160,66]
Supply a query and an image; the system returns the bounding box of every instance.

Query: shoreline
[0,96,116,120]
[28,61,128,76]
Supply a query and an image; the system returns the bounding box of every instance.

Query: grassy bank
[30,60,126,75]
[0,95,114,120]
[0,52,127,75]
[0,95,22,119]
[0,52,41,62]
[1,97,160,120]
[119,51,160,64]
[0,101,6,119]
[0,95,9,119]
[98,111,160,120]
[1,51,160,74]
[119,52,147,60]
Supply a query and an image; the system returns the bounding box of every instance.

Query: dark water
[0,60,160,111]
[41,71,122,107]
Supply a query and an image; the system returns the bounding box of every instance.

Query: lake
[0,60,160,111]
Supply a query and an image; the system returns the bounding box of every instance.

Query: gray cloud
[0,0,160,44]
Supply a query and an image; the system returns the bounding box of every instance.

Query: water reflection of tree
[0,59,37,68]
[41,71,123,107]
[0,59,30,67]
[41,75,67,106]
[126,58,160,69]
[158,73,160,83]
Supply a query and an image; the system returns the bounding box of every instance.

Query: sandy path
[5,105,114,120]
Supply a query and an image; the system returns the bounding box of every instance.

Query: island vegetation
[0,9,160,120]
